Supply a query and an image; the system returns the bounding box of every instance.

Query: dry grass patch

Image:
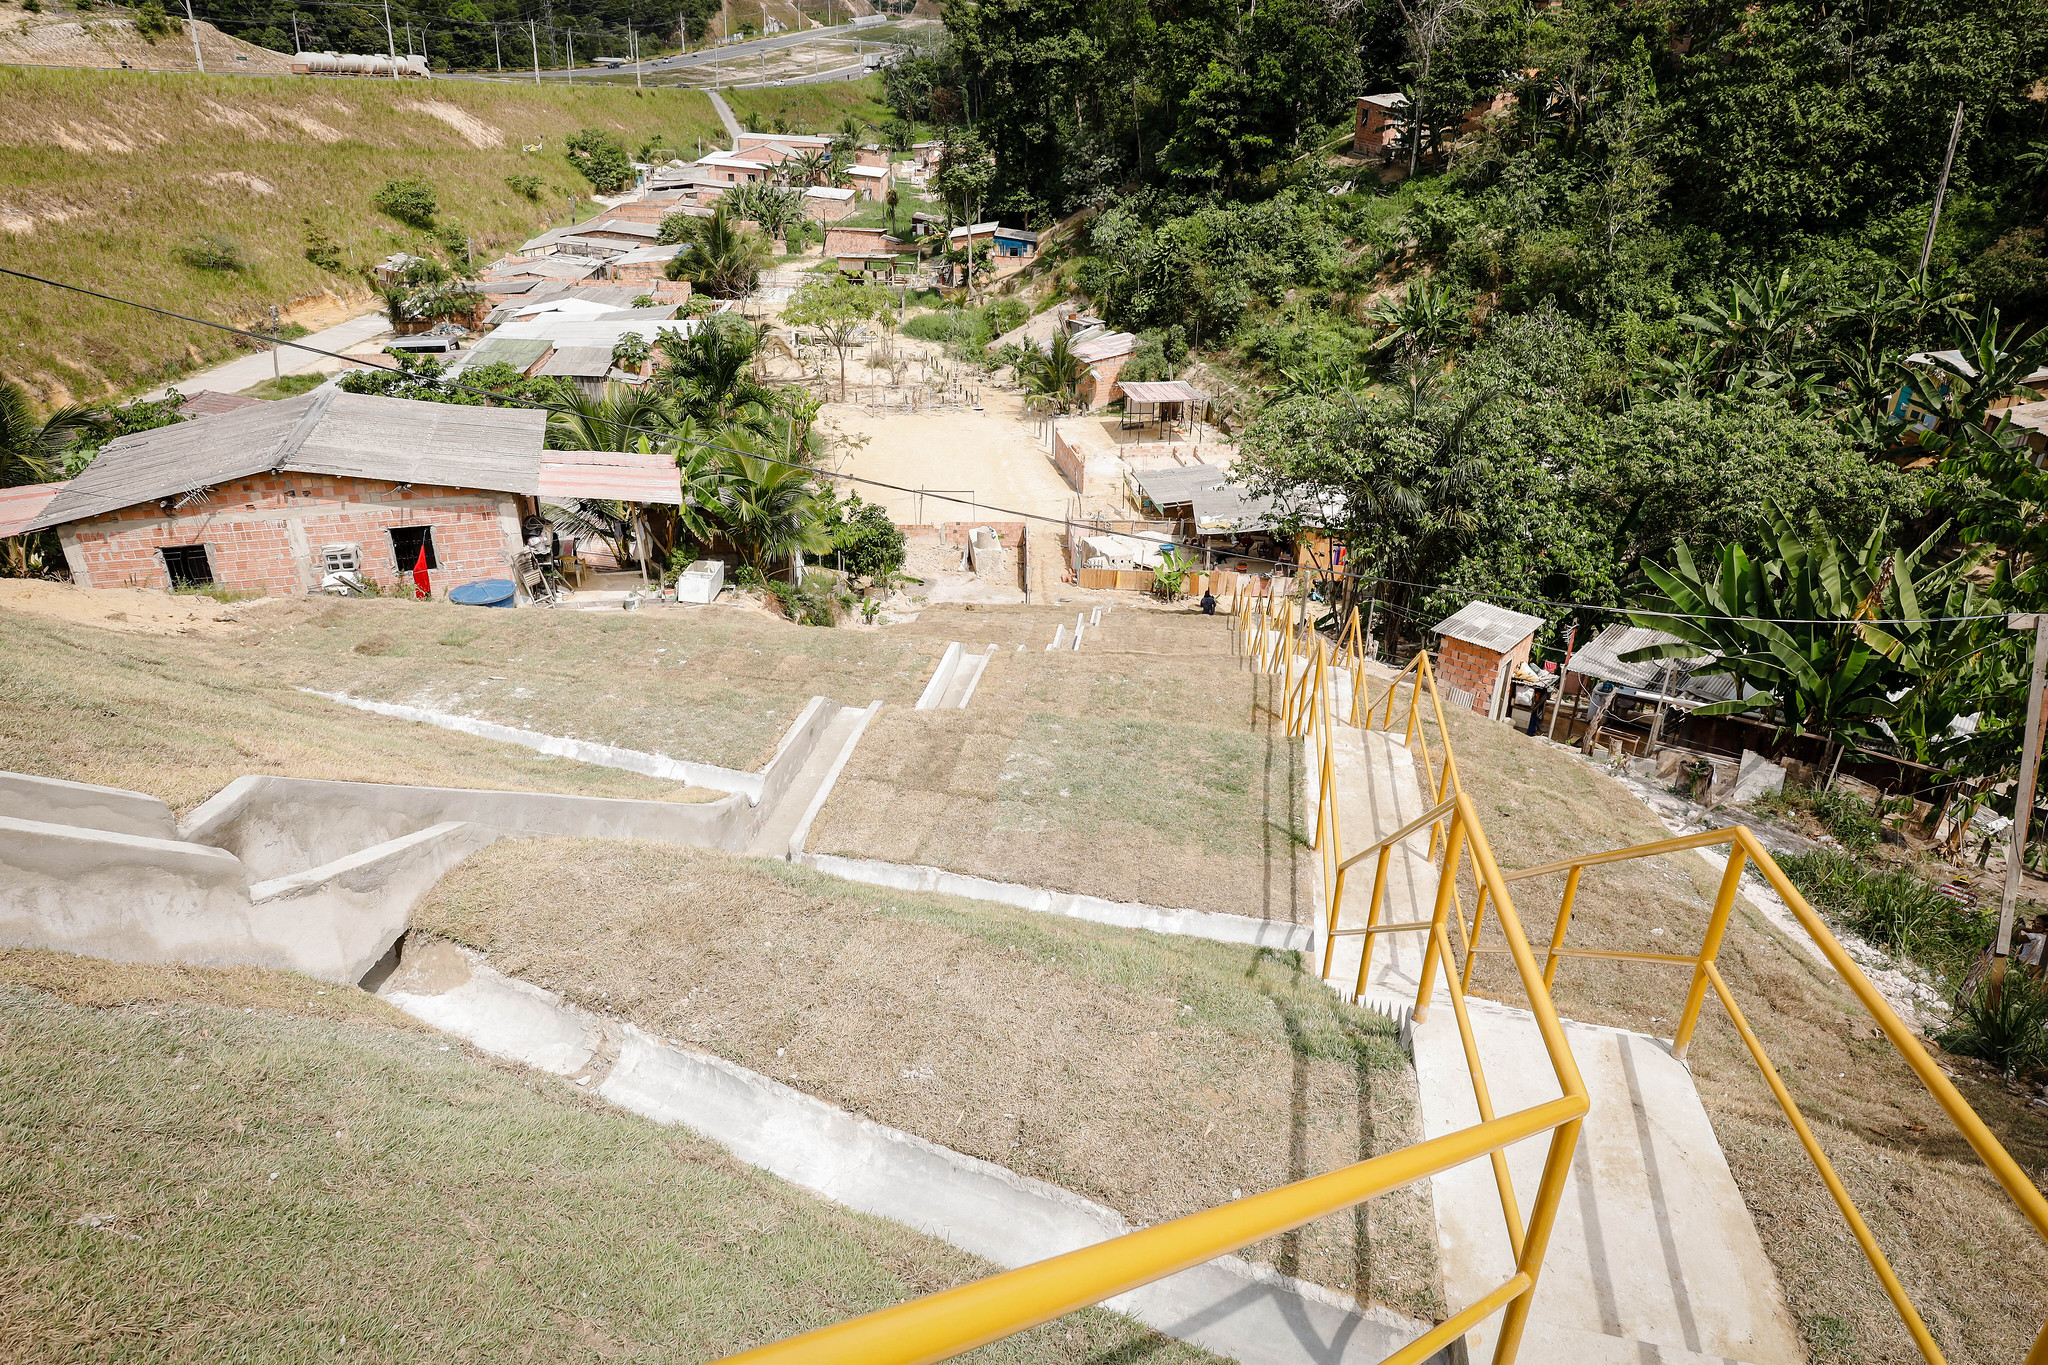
[411,838,1442,1319]
[0,951,1217,1364]
[0,607,712,811]
[236,596,946,771]
[809,643,1308,920]
[1394,687,2048,1363]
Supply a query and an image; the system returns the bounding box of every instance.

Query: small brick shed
[1431,601,1545,717]
[25,389,678,598]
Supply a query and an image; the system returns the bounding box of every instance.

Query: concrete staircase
[1324,726,1803,1365]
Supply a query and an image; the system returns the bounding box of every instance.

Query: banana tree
[1621,503,1962,775]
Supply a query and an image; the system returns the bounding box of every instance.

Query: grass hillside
[412,838,1440,1316]
[0,1,290,72]
[0,66,723,402]
[722,75,891,135]
[0,949,1217,1363]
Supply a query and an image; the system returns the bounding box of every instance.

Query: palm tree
[543,381,675,455]
[701,434,832,576]
[2,379,106,488]
[723,182,807,248]
[1019,332,1087,413]
[663,204,775,299]
[653,317,775,424]
[1365,278,1467,360]
[786,148,830,187]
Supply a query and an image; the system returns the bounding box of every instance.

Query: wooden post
[1991,614,2048,1004]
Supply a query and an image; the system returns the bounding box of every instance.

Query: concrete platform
[1316,727,1803,1365]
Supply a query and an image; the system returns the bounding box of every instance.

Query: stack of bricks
[61,475,520,597]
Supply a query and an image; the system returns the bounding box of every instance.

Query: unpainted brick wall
[1436,633,1534,715]
[63,474,520,597]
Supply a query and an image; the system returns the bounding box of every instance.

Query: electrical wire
[0,263,2022,629]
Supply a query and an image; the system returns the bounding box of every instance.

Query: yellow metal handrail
[1475,816,2048,1364]
[709,591,1591,1365]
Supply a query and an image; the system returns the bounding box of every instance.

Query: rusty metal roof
[1432,601,1544,651]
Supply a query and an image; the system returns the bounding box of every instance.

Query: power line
[0,263,2018,629]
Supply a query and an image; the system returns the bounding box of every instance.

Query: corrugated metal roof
[0,481,67,538]
[1432,601,1544,651]
[24,390,549,532]
[178,391,268,419]
[579,218,662,239]
[461,337,553,373]
[1564,624,1740,703]
[1131,463,1229,508]
[1191,482,1277,534]
[272,392,547,494]
[1073,332,1138,363]
[538,449,682,505]
[1119,380,1205,404]
[532,346,618,378]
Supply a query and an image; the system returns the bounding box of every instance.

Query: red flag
[412,545,431,600]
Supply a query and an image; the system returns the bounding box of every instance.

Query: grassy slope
[0,605,726,810]
[721,75,891,135]
[235,595,947,771]
[809,606,1310,921]
[0,949,1219,1363]
[412,838,1441,1317]
[0,66,724,401]
[1413,694,2048,1364]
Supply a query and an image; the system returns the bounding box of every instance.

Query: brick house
[1072,331,1139,409]
[24,390,678,598]
[1354,89,1517,162]
[1430,602,1544,717]
[845,163,892,200]
[822,225,898,258]
[805,186,858,221]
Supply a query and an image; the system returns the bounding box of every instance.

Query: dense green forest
[895,0,2046,806]
[183,0,724,68]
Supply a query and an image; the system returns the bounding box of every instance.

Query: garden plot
[0,949,1215,1364]
[411,839,1442,1320]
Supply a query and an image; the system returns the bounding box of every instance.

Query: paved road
[139,309,390,402]
[449,18,895,83]
[706,88,741,142]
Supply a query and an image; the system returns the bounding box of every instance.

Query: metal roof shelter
[24,390,552,534]
[532,346,618,379]
[460,337,553,374]
[1130,463,1229,515]
[1120,379,1206,431]
[1432,602,1544,653]
[1564,624,1741,705]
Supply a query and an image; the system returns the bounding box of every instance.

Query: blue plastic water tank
[449,578,517,608]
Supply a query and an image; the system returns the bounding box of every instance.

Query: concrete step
[744,704,872,859]
[1321,726,1803,1365]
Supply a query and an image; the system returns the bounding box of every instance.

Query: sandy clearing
[821,383,1076,526]
[0,580,275,636]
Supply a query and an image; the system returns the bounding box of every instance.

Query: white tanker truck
[290,51,431,78]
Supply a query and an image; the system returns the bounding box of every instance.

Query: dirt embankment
[0,6,291,72]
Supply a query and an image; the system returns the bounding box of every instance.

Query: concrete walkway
[1320,727,1803,1365]
[138,308,390,402]
[705,87,741,144]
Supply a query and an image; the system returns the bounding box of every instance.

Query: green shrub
[302,223,345,273]
[1808,788,1883,852]
[982,296,1026,336]
[435,223,471,259]
[732,564,766,590]
[372,176,438,229]
[566,127,632,195]
[132,0,176,40]
[505,173,545,202]
[1779,850,1986,977]
[173,234,247,272]
[1941,971,2048,1076]
[827,493,905,579]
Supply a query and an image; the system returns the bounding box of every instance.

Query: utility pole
[1991,613,2048,1005]
[382,0,398,77]
[679,9,687,54]
[631,22,640,87]
[493,24,501,72]
[290,11,300,53]
[182,0,205,72]
[269,305,281,382]
[565,28,573,82]
[529,19,541,84]
[1917,101,1965,282]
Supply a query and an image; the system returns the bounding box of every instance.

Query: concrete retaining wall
[246,821,502,983]
[183,697,846,880]
[0,771,176,840]
[915,642,964,709]
[795,851,1314,952]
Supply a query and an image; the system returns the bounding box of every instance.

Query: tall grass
[722,75,892,135]
[0,66,724,400]
[1778,848,1988,981]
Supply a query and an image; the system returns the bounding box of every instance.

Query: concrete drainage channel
[377,936,1448,1365]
